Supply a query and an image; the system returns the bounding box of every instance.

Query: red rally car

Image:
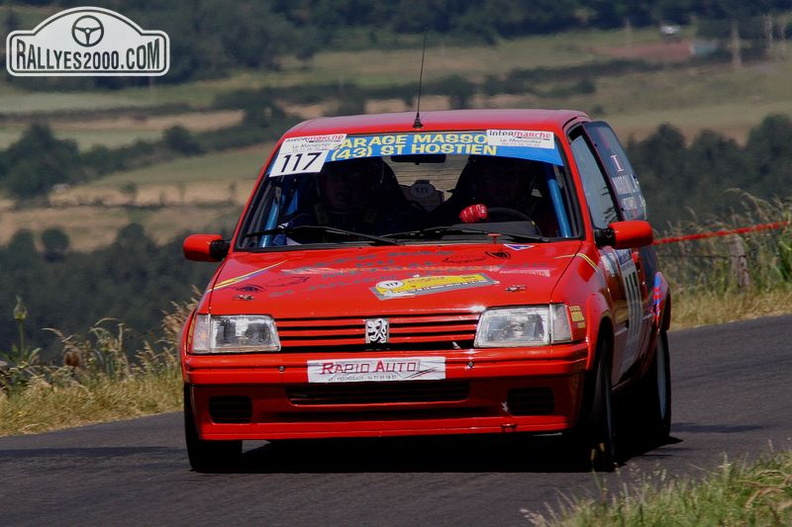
[181,109,672,472]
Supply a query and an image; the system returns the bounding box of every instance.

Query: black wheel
[632,330,672,444]
[184,385,242,473]
[569,338,618,472]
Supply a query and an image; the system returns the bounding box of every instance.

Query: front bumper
[183,344,589,440]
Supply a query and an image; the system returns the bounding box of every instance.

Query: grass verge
[0,371,181,436]
[524,452,792,526]
[1,300,191,436]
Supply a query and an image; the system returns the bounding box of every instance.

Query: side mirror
[183,234,229,262]
[595,220,654,249]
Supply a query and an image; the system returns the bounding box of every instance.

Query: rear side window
[582,122,647,221]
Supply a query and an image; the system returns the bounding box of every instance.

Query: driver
[470,156,528,209]
[431,155,542,225]
[311,158,413,234]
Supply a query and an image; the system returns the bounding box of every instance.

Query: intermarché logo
[6,6,169,76]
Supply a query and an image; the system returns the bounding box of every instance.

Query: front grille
[507,387,554,415]
[209,395,253,423]
[277,312,479,351]
[287,381,469,406]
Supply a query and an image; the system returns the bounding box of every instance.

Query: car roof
[281,109,591,138]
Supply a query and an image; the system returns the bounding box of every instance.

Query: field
[2,25,792,249]
[0,145,267,249]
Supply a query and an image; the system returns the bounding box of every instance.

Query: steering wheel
[487,207,532,221]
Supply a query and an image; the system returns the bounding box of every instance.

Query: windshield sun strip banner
[268,130,563,177]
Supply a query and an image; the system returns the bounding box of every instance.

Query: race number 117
[270,150,328,176]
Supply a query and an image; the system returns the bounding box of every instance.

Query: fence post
[729,236,750,287]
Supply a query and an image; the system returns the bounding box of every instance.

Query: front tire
[569,338,618,472]
[184,385,243,473]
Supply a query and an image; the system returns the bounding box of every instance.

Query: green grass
[1,301,190,436]
[84,144,271,187]
[0,91,153,114]
[0,371,182,436]
[0,125,163,150]
[525,453,792,526]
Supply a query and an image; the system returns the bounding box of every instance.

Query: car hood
[204,242,583,317]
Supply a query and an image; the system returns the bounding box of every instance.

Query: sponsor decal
[268,131,563,176]
[513,269,552,277]
[486,129,555,149]
[232,294,255,301]
[442,254,488,264]
[371,273,497,300]
[569,305,586,329]
[6,6,169,76]
[307,357,446,383]
[652,274,663,324]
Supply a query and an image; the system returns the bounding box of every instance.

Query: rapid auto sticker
[371,273,497,300]
[307,357,446,383]
[269,131,563,177]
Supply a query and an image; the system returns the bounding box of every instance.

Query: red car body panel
[180,109,670,444]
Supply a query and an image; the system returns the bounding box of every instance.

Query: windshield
[238,130,580,249]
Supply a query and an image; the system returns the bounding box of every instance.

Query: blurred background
[1,0,791,356]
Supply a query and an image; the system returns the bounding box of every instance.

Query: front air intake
[507,387,554,415]
[209,395,253,423]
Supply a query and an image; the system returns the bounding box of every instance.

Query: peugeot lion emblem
[365,318,389,344]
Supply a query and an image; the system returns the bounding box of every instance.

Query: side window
[569,132,619,230]
[582,122,647,221]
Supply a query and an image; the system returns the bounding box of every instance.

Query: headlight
[191,314,280,353]
[474,304,573,348]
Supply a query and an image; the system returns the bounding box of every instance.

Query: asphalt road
[1,315,791,526]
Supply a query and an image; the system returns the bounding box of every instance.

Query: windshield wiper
[387,225,549,243]
[244,224,402,246]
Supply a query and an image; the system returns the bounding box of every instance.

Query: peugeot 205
[180,109,671,472]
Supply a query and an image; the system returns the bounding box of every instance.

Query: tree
[163,126,203,155]
[119,182,139,206]
[446,75,476,109]
[744,114,792,194]
[0,123,84,200]
[684,130,748,217]
[41,228,70,262]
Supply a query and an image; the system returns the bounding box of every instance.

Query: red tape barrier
[654,221,790,245]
